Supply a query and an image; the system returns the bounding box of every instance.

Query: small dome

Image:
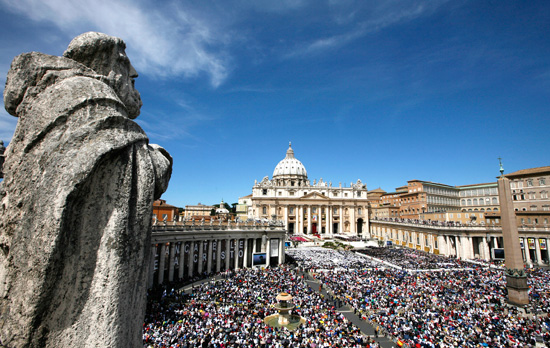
[273,143,307,178]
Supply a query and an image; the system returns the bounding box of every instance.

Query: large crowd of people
[371,217,465,227]
[144,266,374,348]
[144,247,550,348]
[356,247,481,270]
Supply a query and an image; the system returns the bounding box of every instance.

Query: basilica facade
[247,144,369,237]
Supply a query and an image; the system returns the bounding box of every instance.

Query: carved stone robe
[0,52,172,347]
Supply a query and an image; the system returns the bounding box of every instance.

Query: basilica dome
[273,143,307,179]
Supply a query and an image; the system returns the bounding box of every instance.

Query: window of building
[527,179,533,187]
[333,208,338,215]
[358,207,362,215]
[289,191,294,196]
[278,192,282,196]
[531,205,537,211]
[521,218,525,224]
[289,207,294,214]
[312,207,317,213]
[542,191,548,199]
[492,197,498,204]
[262,207,267,214]
[543,205,550,211]
[344,193,348,197]
[291,181,295,186]
[262,189,267,195]
[539,178,546,186]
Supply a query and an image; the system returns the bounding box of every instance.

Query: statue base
[506,273,529,306]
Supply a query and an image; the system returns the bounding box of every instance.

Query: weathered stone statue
[0,32,172,347]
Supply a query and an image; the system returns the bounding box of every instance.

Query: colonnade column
[168,242,176,282]
[225,238,231,270]
[234,238,240,269]
[265,237,271,266]
[197,241,204,274]
[252,238,257,254]
[149,245,156,288]
[207,240,213,273]
[279,238,285,265]
[216,240,222,273]
[481,237,491,261]
[178,243,186,279]
[243,238,249,268]
[188,241,194,277]
[158,243,166,284]
[535,238,542,265]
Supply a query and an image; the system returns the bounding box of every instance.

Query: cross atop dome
[286,142,295,159]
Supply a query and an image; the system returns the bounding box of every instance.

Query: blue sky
[1,0,549,208]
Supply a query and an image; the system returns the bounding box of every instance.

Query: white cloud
[286,0,450,58]
[1,0,231,87]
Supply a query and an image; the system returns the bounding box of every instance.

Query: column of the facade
[168,242,176,282]
[350,205,356,234]
[339,206,343,234]
[243,238,249,268]
[365,209,370,239]
[216,240,222,273]
[158,243,166,284]
[297,205,302,234]
[207,240,213,273]
[328,205,333,236]
[307,206,312,234]
[284,206,289,232]
[225,238,231,270]
[252,238,257,254]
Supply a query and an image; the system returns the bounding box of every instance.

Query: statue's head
[63,32,142,118]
